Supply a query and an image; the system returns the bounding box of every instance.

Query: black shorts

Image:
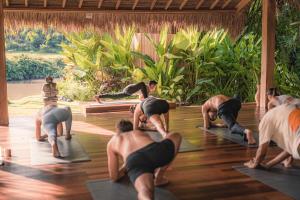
[125,139,175,184]
[141,97,169,118]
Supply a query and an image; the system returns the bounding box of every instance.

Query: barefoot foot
[65,134,72,140]
[245,129,256,145]
[154,176,169,187]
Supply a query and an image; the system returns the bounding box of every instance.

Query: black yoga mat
[234,165,300,199]
[30,136,90,165]
[145,131,203,153]
[198,126,258,147]
[86,177,177,200]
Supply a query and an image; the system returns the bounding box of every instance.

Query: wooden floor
[0,104,294,200]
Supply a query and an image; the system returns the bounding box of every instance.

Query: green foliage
[5,28,67,53]
[6,55,64,81]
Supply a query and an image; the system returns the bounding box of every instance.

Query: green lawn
[8,95,82,116]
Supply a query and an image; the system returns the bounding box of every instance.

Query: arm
[163,112,169,132]
[107,140,120,181]
[244,142,269,168]
[133,104,142,130]
[264,151,291,169]
[149,115,168,137]
[201,104,210,129]
[139,82,148,99]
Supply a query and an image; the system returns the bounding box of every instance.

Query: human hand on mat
[244,158,259,168]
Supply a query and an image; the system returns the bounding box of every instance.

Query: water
[7,79,44,100]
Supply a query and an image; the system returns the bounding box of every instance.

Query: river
[7,79,45,100]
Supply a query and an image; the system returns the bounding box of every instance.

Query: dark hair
[267,87,280,96]
[116,120,133,133]
[148,80,157,86]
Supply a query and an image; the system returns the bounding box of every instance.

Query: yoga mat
[234,165,300,199]
[30,136,90,165]
[86,177,177,200]
[145,131,203,153]
[198,126,258,147]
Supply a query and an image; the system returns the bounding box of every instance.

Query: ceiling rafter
[179,0,188,10]
[25,0,28,7]
[115,0,121,9]
[222,0,232,9]
[62,0,67,8]
[210,0,220,9]
[5,0,9,7]
[78,0,84,8]
[150,0,157,10]
[132,0,139,10]
[195,0,204,10]
[43,0,47,8]
[165,0,173,10]
[236,0,251,12]
[98,0,104,8]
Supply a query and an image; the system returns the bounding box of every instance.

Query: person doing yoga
[133,96,169,137]
[35,106,72,158]
[107,120,181,200]
[267,87,300,110]
[202,94,256,145]
[94,81,157,103]
[245,104,300,169]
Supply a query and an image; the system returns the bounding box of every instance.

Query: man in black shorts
[133,96,170,137]
[94,81,157,103]
[107,120,181,200]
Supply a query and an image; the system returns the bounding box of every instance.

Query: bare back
[204,95,230,111]
[110,130,155,161]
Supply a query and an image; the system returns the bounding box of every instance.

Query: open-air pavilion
[0,0,299,199]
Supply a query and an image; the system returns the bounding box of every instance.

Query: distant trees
[5,28,68,53]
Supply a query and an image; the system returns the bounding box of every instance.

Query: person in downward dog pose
[267,87,300,110]
[94,81,157,103]
[35,106,72,158]
[107,120,181,200]
[133,96,170,137]
[201,94,256,145]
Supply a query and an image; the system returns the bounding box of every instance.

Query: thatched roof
[3,0,252,37]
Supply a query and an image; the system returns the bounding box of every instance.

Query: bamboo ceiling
[3,0,252,37]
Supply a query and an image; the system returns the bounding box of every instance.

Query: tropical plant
[133,26,185,101]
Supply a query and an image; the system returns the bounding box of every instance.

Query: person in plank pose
[35,106,72,158]
[94,81,157,103]
[107,120,181,200]
[201,94,256,145]
[245,104,300,169]
[133,96,170,137]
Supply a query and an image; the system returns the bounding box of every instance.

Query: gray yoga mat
[30,136,90,165]
[86,178,177,200]
[145,131,202,153]
[198,126,258,147]
[234,165,300,199]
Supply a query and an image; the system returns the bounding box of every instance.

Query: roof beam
[25,0,28,7]
[115,0,121,9]
[62,0,67,8]
[98,0,104,8]
[44,0,47,8]
[5,0,9,7]
[132,0,139,10]
[222,0,232,9]
[179,0,188,10]
[165,0,172,10]
[195,0,204,9]
[236,0,251,12]
[78,0,84,8]
[210,0,220,9]
[150,0,157,10]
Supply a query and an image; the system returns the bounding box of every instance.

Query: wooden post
[0,0,9,126]
[260,0,276,109]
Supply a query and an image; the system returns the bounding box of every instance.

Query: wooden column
[260,0,276,108]
[0,0,9,126]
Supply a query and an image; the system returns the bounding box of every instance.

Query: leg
[64,109,72,140]
[57,123,63,136]
[134,173,154,200]
[149,115,168,137]
[45,124,61,158]
[155,132,182,186]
